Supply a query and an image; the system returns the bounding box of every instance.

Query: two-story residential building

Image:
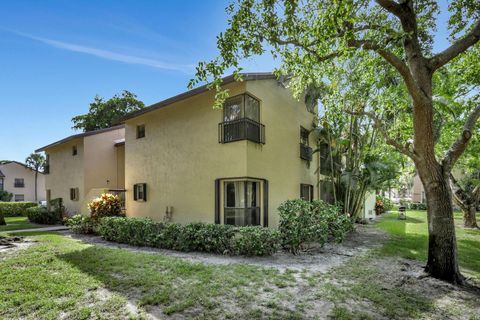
[36,72,377,226]
[35,125,125,215]
[118,73,320,227]
[0,160,46,202]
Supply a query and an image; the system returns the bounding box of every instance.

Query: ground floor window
[224,180,260,226]
[215,177,268,227]
[14,194,24,202]
[300,184,314,201]
[70,188,79,201]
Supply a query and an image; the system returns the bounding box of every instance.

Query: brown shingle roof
[117,72,275,123]
[35,124,125,152]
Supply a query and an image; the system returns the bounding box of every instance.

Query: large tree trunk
[419,164,464,284]
[0,213,5,226]
[463,206,478,229]
[450,174,479,229]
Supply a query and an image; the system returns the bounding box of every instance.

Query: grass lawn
[0,212,479,319]
[377,210,480,280]
[0,216,44,232]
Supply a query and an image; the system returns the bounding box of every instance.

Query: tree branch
[347,39,425,102]
[443,105,480,171]
[375,0,404,18]
[346,109,415,159]
[430,18,480,71]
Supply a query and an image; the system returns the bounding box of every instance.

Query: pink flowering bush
[88,193,123,221]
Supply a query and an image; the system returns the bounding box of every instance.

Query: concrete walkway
[0,226,69,234]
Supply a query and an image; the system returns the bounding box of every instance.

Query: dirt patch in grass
[62,223,388,274]
[314,255,480,319]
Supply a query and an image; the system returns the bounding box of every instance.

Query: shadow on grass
[55,245,295,318]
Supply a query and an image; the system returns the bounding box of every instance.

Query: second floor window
[220,93,264,144]
[14,178,24,188]
[224,94,260,122]
[300,127,312,161]
[136,125,146,139]
[72,145,77,156]
[0,178,3,191]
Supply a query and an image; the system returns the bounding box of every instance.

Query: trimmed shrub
[88,193,123,221]
[98,217,279,256]
[231,226,280,256]
[278,199,353,254]
[410,202,427,210]
[0,202,37,217]
[0,191,12,202]
[64,215,97,234]
[26,207,61,224]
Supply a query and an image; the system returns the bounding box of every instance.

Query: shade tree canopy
[190,0,480,284]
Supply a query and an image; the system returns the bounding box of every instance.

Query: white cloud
[9,30,194,73]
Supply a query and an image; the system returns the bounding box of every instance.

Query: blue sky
[0,1,451,162]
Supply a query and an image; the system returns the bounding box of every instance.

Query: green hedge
[278,199,354,254]
[0,202,37,217]
[64,215,98,234]
[26,207,62,225]
[98,217,280,256]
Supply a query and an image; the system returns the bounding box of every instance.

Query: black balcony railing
[300,144,313,161]
[219,118,265,144]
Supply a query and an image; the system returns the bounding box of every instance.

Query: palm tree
[25,153,45,202]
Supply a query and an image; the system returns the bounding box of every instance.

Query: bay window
[219,93,265,144]
[224,180,260,226]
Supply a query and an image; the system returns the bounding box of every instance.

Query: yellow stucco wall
[0,162,46,202]
[45,138,85,214]
[44,128,125,215]
[124,79,318,227]
[84,128,125,191]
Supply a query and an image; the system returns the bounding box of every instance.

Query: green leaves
[71,90,145,132]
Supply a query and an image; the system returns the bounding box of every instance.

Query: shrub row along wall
[0,202,37,217]
[26,207,62,225]
[98,217,280,256]
[67,199,354,257]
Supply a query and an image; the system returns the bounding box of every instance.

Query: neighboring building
[0,161,46,202]
[412,169,464,204]
[119,73,320,227]
[412,174,426,203]
[35,125,125,215]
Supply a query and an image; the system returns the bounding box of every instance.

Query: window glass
[0,178,3,191]
[136,125,146,139]
[300,127,309,146]
[224,180,261,226]
[137,184,144,200]
[224,96,243,122]
[225,181,245,208]
[300,184,313,201]
[14,178,24,187]
[14,194,24,202]
[246,181,259,207]
[244,95,260,122]
[72,145,77,156]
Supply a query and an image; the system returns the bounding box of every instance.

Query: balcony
[300,143,312,161]
[219,118,265,144]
